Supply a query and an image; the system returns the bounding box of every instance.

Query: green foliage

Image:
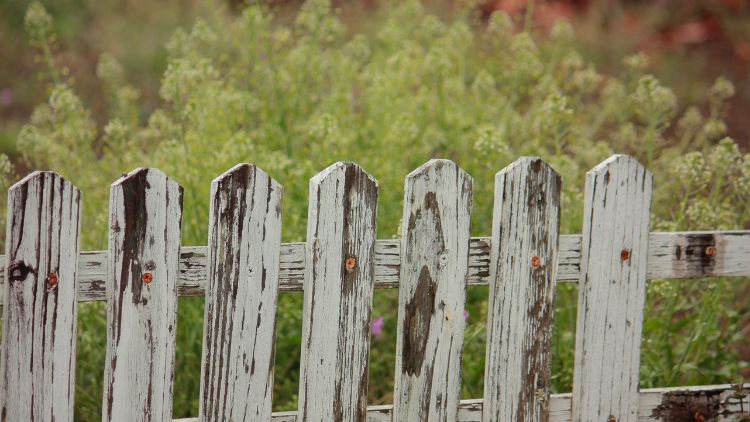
[24,2,55,47]
[10,1,750,419]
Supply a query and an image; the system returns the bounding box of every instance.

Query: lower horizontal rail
[0,231,748,303]
[175,384,749,421]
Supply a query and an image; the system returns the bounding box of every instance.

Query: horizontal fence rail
[1,155,748,422]
[0,231,749,301]
[175,384,750,421]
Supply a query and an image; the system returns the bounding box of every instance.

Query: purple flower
[0,89,13,107]
[463,310,469,321]
[371,316,385,339]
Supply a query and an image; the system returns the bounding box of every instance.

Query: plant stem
[524,0,535,33]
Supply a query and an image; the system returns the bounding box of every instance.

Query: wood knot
[47,273,58,287]
[143,272,153,284]
[345,257,356,272]
[8,260,33,283]
[620,249,631,262]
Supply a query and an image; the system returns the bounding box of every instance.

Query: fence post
[199,164,283,421]
[0,172,82,422]
[102,168,183,422]
[297,162,378,421]
[392,159,473,421]
[572,155,652,422]
[483,157,561,422]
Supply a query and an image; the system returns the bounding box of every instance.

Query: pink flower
[371,316,385,339]
[464,310,469,321]
[0,89,13,107]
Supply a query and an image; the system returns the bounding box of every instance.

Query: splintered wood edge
[0,171,82,422]
[483,156,561,421]
[392,158,472,420]
[296,161,378,420]
[572,154,652,421]
[0,231,748,303]
[173,383,750,422]
[101,167,183,421]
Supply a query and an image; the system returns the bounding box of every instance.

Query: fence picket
[0,156,745,422]
[392,159,473,421]
[483,157,561,422]
[102,168,183,422]
[572,155,652,422]
[199,164,283,421]
[0,172,82,421]
[297,162,378,421]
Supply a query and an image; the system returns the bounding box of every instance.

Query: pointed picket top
[298,161,378,421]
[588,153,647,174]
[484,156,561,422]
[111,167,183,193]
[393,158,473,421]
[200,163,283,422]
[495,155,558,178]
[9,170,70,191]
[585,154,653,200]
[405,158,473,186]
[306,162,378,238]
[212,163,281,190]
[210,163,283,227]
[310,161,379,190]
[103,167,183,422]
[573,154,653,422]
[1,170,82,422]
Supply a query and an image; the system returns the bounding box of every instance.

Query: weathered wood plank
[646,231,750,279]
[483,157,561,422]
[572,155,653,422]
[102,168,183,422]
[199,164,283,421]
[0,171,82,422]
[297,162,378,421]
[174,384,750,422]
[0,230,747,301]
[393,159,473,421]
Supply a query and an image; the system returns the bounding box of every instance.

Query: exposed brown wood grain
[1,230,747,302]
[102,168,183,422]
[0,159,746,422]
[0,171,82,422]
[297,162,378,422]
[199,164,283,421]
[393,159,473,421]
[483,157,561,422]
[174,384,750,422]
[572,155,653,422]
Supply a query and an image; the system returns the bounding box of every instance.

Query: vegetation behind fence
[0,155,748,421]
[5,1,750,418]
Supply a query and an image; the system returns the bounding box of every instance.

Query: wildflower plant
[11,0,750,418]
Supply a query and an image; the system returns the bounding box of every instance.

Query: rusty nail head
[620,249,631,262]
[143,272,153,284]
[694,412,704,422]
[47,273,58,287]
[531,256,541,267]
[345,257,356,271]
[705,246,716,257]
[607,416,617,422]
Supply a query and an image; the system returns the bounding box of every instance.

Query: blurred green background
[1,0,749,419]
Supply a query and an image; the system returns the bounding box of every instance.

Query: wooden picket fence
[0,155,748,422]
